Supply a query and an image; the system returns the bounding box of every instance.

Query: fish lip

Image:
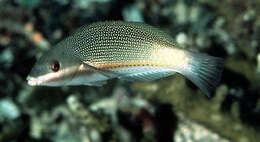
[26,76,39,86]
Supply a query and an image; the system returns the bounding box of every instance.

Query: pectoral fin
[82,62,118,78]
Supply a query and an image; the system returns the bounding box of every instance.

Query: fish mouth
[26,72,67,86]
[27,76,40,86]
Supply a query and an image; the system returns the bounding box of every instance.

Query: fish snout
[26,76,38,86]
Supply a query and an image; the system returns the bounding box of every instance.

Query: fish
[27,21,223,96]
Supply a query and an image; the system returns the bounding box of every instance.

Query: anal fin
[117,67,175,82]
[85,80,107,86]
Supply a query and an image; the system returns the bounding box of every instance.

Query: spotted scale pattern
[58,21,177,69]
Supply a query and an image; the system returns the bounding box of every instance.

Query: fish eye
[51,61,60,72]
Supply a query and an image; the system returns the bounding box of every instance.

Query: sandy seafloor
[0,0,259,142]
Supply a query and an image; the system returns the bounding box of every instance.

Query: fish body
[27,21,223,96]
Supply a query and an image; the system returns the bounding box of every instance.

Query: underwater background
[0,0,259,142]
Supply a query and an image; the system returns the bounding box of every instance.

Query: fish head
[27,46,81,86]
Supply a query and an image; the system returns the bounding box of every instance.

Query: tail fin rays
[179,52,224,97]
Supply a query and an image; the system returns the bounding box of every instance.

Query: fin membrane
[118,67,175,82]
[86,80,107,86]
[180,52,224,97]
[82,62,118,78]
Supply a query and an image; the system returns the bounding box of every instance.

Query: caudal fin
[179,52,224,97]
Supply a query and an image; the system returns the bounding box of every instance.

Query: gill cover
[27,42,81,86]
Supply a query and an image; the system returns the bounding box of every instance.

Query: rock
[0,98,20,120]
